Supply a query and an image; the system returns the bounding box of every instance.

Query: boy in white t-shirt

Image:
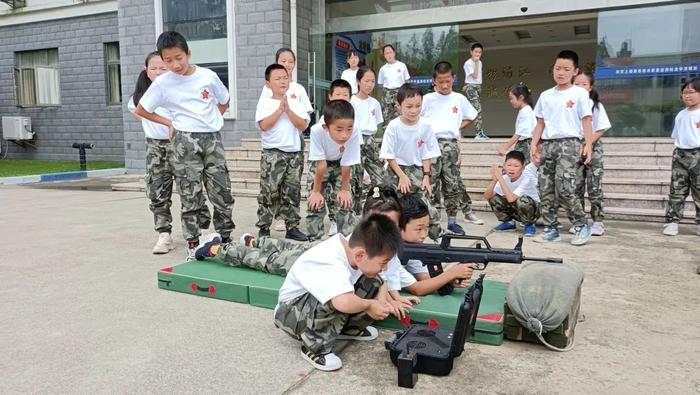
[255,64,311,241]
[530,50,593,246]
[274,214,398,371]
[421,61,484,236]
[463,43,488,140]
[377,44,410,126]
[483,151,540,237]
[380,83,442,241]
[135,31,234,260]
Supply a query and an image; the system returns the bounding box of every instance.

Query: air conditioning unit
[2,116,34,140]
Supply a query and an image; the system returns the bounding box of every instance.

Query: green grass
[0,159,124,177]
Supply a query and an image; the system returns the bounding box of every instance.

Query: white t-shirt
[255,94,310,152]
[533,85,593,140]
[128,96,172,140]
[463,58,482,85]
[308,116,362,166]
[340,68,359,94]
[277,235,362,304]
[514,105,536,140]
[494,163,540,203]
[405,259,428,275]
[380,117,441,166]
[260,81,313,114]
[381,256,418,292]
[591,101,612,134]
[139,66,229,133]
[351,95,383,135]
[378,61,410,90]
[671,108,700,149]
[421,92,477,140]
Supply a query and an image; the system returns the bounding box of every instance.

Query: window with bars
[13,48,61,107]
[104,42,122,105]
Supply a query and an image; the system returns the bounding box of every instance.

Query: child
[662,77,700,241]
[255,64,310,241]
[274,214,399,371]
[483,151,540,237]
[340,50,360,95]
[497,84,536,163]
[573,72,611,236]
[530,50,593,246]
[135,31,234,260]
[380,83,442,241]
[421,61,483,236]
[305,88,362,240]
[351,66,385,188]
[377,44,410,125]
[463,43,488,140]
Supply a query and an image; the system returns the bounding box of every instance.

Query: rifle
[399,234,563,295]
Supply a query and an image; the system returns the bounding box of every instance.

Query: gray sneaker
[571,225,592,246]
[464,211,485,225]
[591,222,605,236]
[663,223,678,236]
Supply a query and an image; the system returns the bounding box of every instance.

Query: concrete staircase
[225,138,695,223]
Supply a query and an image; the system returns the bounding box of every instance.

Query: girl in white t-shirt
[377,44,410,126]
[340,50,360,95]
[351,66,385,187]
[574,72,611,236]
[128,52,211,254]
[498,84,536,163]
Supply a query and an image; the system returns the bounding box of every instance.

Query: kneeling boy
[483,151,540,236]
[274,214,398,371]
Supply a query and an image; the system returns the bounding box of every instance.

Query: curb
[0,168,127,185]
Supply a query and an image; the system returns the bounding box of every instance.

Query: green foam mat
[158,261,506,346]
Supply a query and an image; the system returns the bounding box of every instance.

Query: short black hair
[682,77,700,93]
[349,214,402,259]
[398,194,429,230]
[382,44,395,54]
[505,150,526,165]
[362,186,401,217]
[328,79,352,99]
[556,50,579,68]
[433,61,454,78]
[471,43,483,51]
[324,100,354,126]
[156,31,189,55]
[396,83,422,105]
[356,65,375,82]
[275,47,296,62]
[265,64,287,81]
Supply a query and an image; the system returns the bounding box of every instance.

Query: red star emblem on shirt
[397,68,402,73]
[370,109,376,117]
[452,106,458,113]
[417,139,425,148]
[290,93,297,100]
[201,89,209,100]
[566,100,574,108]
[339,145,345,153]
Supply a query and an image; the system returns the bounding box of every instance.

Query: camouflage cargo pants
[350,163,365,215]
[462,84,483,133]
[539,138,586,228]
[257,149,303,230]
[381,88,399,126]
[305,161,358,240]
[274,275,383,353]
[216,236,318,276]
[361,134,386,187]
[513,139,531,165]
[172,132,234,241]
[665,147,700,224]
[431,139,473,217]
[575,140,605,222]
[488,194,540,225]
[387,165,442,240]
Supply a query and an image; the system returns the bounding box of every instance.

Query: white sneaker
[152,232,174,254]
[186,247,196,262]
[328,221,338,236]
[591,222,605,236]
[663,223,678,236]
[570,225,592,246]
[300,346,342,371]
[336,326,378,341]
[273,219,286,232]
[464,211,485,225]
[568,226,576,235]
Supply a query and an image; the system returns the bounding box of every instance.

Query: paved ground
[1,178,699,394]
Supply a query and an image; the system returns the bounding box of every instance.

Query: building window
[104,42,122,105]
[13,48,60,107]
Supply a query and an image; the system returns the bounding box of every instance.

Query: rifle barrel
[521,256,564,263]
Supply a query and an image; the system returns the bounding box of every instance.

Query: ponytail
[510,83,533,108]
[580,72,600,111]
[131,51,160,106]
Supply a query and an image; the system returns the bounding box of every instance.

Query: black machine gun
[399,234,563,296]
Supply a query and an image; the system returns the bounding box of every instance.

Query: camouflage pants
[257,149,303,230]
[381,88,399,126]
[575,140,605,222]
[361,134,386,187]
[350,163,365,215]
[513,139,531,165]
[305,161,357,240]
[539,138,586,227]
[172,132,234,241]
[431,139,473,217]
[488,194,540,225]
[217,236,318,276]
[665,148,700,224]
[387,165,442,240]
[462,84,483,133]
[274,275,382,353]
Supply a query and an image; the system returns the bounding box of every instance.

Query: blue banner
[595,63,700,79]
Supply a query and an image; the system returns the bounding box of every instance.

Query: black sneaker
[300,345,342,371]
[258,227,270,237]
[194,233,221,261]
[336,326,378,341]
[285,228,308,241]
